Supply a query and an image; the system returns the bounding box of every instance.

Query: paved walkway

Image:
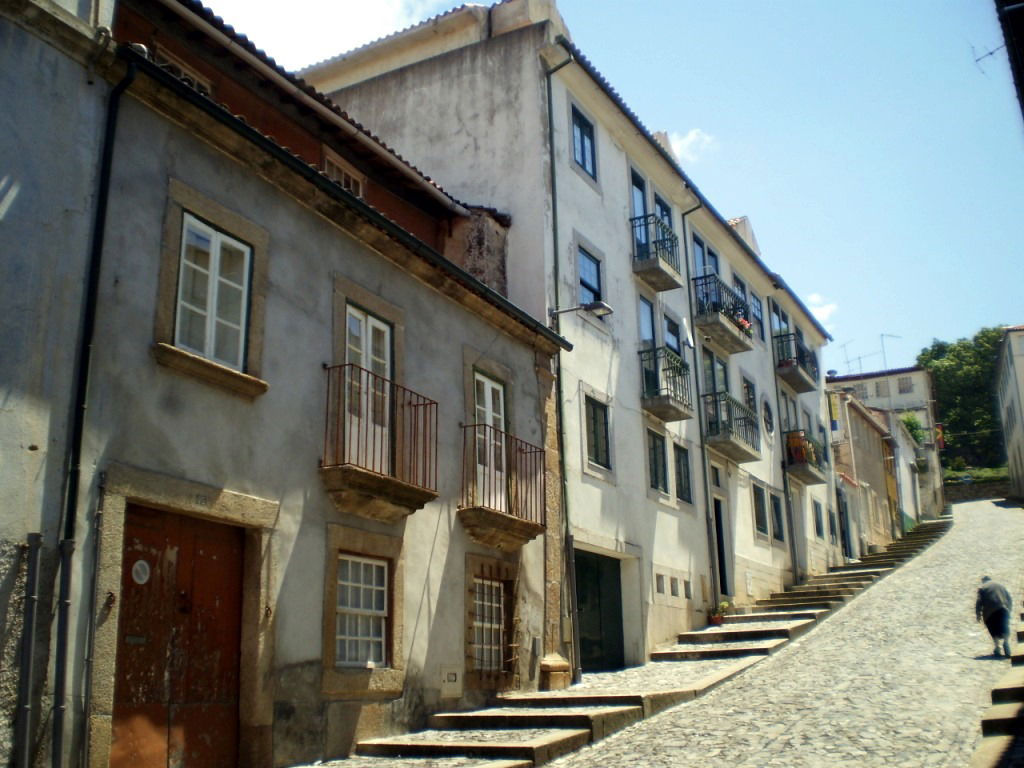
[545,500,1024,767]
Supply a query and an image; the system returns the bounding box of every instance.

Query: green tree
[901,413,925,444]
[917,326,1004,467]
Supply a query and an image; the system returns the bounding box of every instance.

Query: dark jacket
[977,581,1013,621]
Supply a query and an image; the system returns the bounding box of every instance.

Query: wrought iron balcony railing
[323,363,438,492]
[702,391,761,453]
[461,424,545,526]
[692,274,752,335]
[774,333,819,383]
[785,430,827,473]
[630,213,680,274]
[639,346,693,408]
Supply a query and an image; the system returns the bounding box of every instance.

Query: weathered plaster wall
[0,18,110,763]
[323,23,553,322]
[68,92,553,764]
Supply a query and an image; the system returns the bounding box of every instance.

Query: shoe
[995,647,1002,657]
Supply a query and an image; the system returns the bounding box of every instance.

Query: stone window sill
[152,343,268,399]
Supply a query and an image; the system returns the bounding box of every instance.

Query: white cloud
[202,0,453,70]
[668,129,716,165]
[806,294,838,326]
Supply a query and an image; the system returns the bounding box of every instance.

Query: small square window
[711,465,722,488]
[670,577,680,597]
[674,444,692,503]
[655,573,665,594]
[154,47,213,97]
[898,376,913,394]
[648,430,668,492]
[324,151,366,199]
[571,106,597,179]
[875,380,890,398]
[585,396,611,469]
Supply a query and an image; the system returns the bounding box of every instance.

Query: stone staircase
[342,517,952,767]
[970,617,1024,766]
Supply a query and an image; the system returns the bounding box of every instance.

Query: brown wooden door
[111,505,243,768]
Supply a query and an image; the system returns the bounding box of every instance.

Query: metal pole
[15,533,43,768]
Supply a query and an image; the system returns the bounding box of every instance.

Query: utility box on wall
[440,665,462,698]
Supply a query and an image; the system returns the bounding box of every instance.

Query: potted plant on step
[709,600,731,625]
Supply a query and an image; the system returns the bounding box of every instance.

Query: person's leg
[1001,609,1012,657]
[985,612,1005,655]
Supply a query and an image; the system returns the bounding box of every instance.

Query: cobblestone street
[547,500,1024,767]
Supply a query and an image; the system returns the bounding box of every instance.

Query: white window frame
[154,46,213,97]
[324,148,366,199]
[175,212,252,371]
[335,554,389,668]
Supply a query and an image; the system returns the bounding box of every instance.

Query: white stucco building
[997,325,1024,499]
[302,0,840,670]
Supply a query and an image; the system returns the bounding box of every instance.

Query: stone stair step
[338,758,533,768]
[723,608,829,623]
[778,589,860,602]
[356,727,592,765]
[651,638,787,660]
[770,589,852,600]
[991,667,1024,703]
[980,702,1024,736]
[839,561,905,573]
[803,574,876,585]
[495,690,689,719]
[828,563,896,573]
[968,734,1022,768]
[429,705,642,742]
[755,597,843,610]
[677,619,813,644]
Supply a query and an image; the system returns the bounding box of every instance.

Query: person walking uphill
[976,576,1013,657]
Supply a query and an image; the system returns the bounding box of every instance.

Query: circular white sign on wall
[131,559,151,585]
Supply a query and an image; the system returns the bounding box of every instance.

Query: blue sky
[203,0,1023,373]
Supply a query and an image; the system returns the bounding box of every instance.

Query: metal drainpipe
[677,202,722,608]
[51,59,137,768]
[79,473,106,768]
[15,533,43,768]
[768,304,803,584]
[544,41,578,681]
